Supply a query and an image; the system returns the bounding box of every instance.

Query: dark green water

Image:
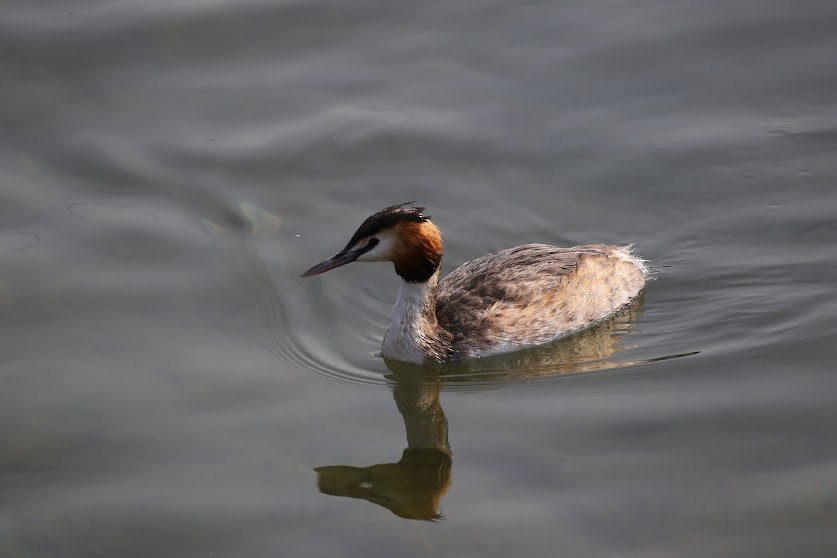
[2,1,837,556]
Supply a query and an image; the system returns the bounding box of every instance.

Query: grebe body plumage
[302,205,647,364]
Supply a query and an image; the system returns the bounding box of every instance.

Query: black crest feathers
[342,203,429,252]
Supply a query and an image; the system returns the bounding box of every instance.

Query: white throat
[381,270,441,363]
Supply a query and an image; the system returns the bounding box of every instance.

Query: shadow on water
[314,295,698,520]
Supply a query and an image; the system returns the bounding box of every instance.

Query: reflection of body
[303,204,647,363]
[314,296,646,520]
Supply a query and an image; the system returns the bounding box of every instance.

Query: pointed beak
[301,249,361,277]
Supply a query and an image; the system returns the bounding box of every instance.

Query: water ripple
[267,290,695,393]
[66,203,161,224]
[0,231,40,254]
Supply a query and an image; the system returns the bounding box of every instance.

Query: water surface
[2,1,837,556]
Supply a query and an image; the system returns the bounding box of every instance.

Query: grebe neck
[382,269,450,363]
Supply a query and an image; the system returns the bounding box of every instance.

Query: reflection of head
[315,368,451,520]
[315,447,452,520]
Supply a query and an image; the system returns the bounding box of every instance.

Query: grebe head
[301,203,443,283]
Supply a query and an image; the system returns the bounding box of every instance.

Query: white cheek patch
[356,233,397,262]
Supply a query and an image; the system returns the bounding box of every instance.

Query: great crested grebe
[302,204,647,364]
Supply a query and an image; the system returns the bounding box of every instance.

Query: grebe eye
[368,238,379,247]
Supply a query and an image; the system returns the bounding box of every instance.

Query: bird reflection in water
[315,375,451,520]
[315,295,666,520]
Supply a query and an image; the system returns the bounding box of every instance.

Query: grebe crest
[302,204,647,364]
